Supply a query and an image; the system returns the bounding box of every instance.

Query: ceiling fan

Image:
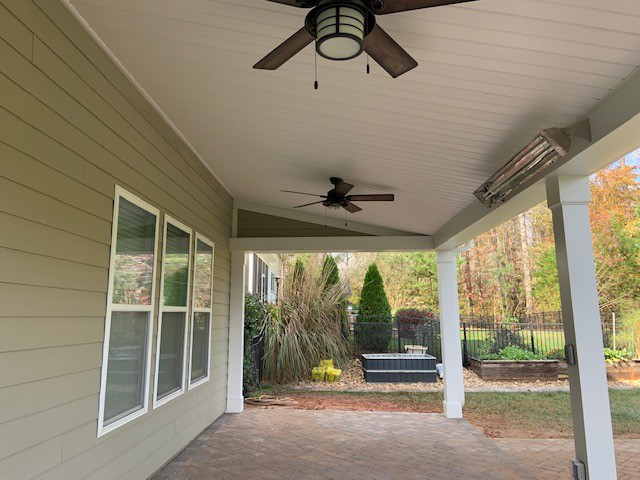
[254,0,478,78]
[283,177,395,213]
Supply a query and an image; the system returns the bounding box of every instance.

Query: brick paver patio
[153,409,536,480]
[494,438,640,480]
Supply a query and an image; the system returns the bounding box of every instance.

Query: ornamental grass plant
[262,257,350,383]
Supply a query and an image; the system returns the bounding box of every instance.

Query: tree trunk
[519,213,534,315]
[462,250,475,315]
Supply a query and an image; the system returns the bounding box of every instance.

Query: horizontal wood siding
[0,1,232,479]
[237,209,370,238]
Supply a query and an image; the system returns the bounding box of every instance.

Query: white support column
[226,251,247,413]
[547,176,616,480]
[436,249,465,419]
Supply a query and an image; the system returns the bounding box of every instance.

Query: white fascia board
[234,200,419,237]
[230,235,433,253]
[434,67,640,250]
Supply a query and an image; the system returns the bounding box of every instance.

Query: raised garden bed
[606,360,640,380]
[361,353,437,383]
[469,357,558,381]
[558,361,568,377]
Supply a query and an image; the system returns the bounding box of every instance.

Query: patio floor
[495,438,640,480]
[152,409,536,480]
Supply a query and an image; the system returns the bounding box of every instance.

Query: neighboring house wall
[246,254,280,304]
[0,1,232,479]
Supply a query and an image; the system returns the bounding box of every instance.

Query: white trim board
[230,235,434,253]
[234,200,419,237]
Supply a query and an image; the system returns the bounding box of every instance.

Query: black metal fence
[249,311,625,383]
[460,322,564,365]
[349,315,442,360]
[349,312,621,364]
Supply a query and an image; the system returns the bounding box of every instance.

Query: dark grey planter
[361,353,437,383]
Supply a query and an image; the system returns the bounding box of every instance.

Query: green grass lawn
[252,386,640,439]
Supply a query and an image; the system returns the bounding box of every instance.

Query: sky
[606,147,640,178]
[624,148,640,169]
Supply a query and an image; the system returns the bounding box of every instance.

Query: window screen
[157,311,186,399]
[100,190,158,434]
[104,312,149,424]
[155,219,192,404]
[190,236,214,386]
[112,197,156,305]
[190,312,210,383]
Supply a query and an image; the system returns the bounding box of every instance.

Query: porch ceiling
[68,0,640,237]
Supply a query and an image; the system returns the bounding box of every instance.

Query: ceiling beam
[230,235,434,253]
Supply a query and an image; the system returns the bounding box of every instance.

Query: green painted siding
[0,1,232,478]
[237,210,370,238]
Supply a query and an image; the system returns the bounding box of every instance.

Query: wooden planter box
[606,360,640,381]
[558,361,568,377]
[469,357,558,381]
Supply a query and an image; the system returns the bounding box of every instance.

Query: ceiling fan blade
[344,202,363,213]
[264,0,312,7]
[364,25,418,78]
[347,194,395,202]
[294,201,325,208]
[254,27,314,70]
[282,190,326,198]
[334,181,354,196]
[374,0,478,15]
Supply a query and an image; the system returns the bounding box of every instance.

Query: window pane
[104,311,149,424]
[163,223,190,307]
[157,312,186,399]
[190,312,210,383]
[112,198,156,305]
[193,240,213,309]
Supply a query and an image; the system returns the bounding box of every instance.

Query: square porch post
[546,176,616,479]
[436,249,465,418]
[226,251,247,413]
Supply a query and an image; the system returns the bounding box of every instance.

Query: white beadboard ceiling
[69,0,640,235]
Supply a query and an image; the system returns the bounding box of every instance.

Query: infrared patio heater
[474,120,591,208]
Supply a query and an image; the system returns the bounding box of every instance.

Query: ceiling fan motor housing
[305,0,376,61]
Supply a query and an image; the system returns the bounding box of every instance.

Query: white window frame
[268,270,278,304]
[98,186,160,437]
[188,233,215,389]
[153,215,192,409]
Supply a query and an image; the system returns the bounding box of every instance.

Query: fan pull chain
[314,45,319,90]
[364,17,370,75]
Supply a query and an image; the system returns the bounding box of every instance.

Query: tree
[293,258,305,285]
[321,255,340,290]
[243,293,267,393]
[358,263,391,318]
[589,163,640,310]
[531,246,561,311]
[322,255,349,338]
[356,263,392,351]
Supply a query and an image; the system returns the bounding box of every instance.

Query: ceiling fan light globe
[315,5,365,60]
[317,36,363,60]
